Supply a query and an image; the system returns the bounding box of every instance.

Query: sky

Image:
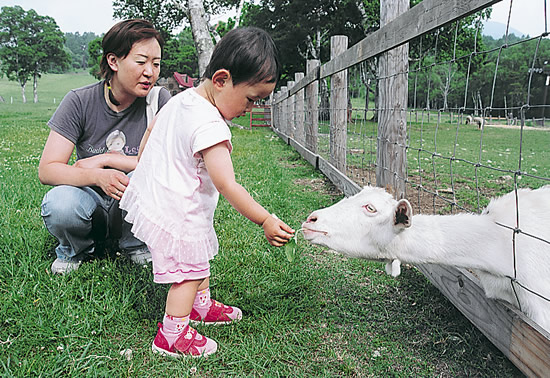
[0,0,547,37]
[487,0,549,37]
[0,0,116,34]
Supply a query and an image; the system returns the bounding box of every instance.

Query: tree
[30,14,71,101]
[241,0,375,81]
[87,37,103,79]
[188,0,214,75]
[65,32,99,71]
[0,6,69,103]
[471,35,550,119]
[407,2,491,111]
[113,0,188,41]
[0,6,35,103]
[162,28,199,78]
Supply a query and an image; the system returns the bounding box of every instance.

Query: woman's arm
[38,130,130,199]
[202,142,294,246]
[73,152,138,172]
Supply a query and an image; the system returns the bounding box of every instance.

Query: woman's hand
[95,168,130,200]
[39,130,138,190]
[262,215,295,247]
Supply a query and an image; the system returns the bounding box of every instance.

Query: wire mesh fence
[275,0,550,210]
[271,0,550,373]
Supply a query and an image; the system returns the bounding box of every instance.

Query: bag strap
[145,86,162,125]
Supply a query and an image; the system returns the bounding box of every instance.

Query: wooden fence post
[306,60,320,154]
[271,93,276,130]
[377,0,409,198]
[287,80,295,138]
[276,91,282,132]
[330,35,348,173]
[280,86,288,136]
[294,72,305,145]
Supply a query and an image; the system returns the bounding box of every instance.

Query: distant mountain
[483,21,526,38]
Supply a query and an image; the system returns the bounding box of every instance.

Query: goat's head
[302,186,413,259]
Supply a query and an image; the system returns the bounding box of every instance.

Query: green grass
[0,74,522,376]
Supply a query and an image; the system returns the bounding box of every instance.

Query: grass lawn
[0,73,522,376]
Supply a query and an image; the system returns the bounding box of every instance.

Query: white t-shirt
[120,88,232,264]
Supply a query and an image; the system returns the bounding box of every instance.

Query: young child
[119,27,294,358]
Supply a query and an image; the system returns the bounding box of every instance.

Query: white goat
[465,115,484,129]
[302,186,550,332]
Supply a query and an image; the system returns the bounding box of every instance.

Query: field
[0,73,522,376]
[315,102,550,215]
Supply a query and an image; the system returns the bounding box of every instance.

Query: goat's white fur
[302,186,550,332]
[465,115,484,129]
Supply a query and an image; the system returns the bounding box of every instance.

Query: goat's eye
[364,204,376,213]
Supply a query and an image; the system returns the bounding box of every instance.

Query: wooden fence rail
[270,0,550,376]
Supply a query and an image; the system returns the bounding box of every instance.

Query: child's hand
[262,215,295,247]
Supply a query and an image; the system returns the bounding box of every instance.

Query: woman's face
[110,37,161,99]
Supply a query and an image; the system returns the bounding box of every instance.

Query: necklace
[107,81,121,106]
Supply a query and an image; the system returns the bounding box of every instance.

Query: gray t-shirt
[48,80,171,159]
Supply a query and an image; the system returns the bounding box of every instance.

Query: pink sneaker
[190,299,243,325]
[151,323,217,358]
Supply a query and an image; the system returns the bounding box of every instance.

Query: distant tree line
[409,32,550,118]
[64,32,99,71]
[2,0,548,115]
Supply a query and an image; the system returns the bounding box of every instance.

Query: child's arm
[202,142,294,246]
[137,116,157,161]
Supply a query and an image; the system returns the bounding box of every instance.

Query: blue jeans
[41,184,144,261]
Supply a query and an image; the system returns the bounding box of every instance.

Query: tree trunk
[234,0,245,27]
[377,0,409,198]
[33,72,39,103]
[188,0,215,77]
[19,80,27,103]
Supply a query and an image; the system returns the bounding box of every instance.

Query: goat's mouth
[301,227,328,238]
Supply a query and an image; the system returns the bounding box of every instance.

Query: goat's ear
[394,199,412,228]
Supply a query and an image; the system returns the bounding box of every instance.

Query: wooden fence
[270,0,550,376]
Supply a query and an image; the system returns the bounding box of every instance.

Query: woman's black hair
[100,19,164,81]
[202,27,281,86]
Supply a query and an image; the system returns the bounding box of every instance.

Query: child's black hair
[203,27,281,86]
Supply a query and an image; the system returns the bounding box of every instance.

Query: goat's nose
[306,214,317,223]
